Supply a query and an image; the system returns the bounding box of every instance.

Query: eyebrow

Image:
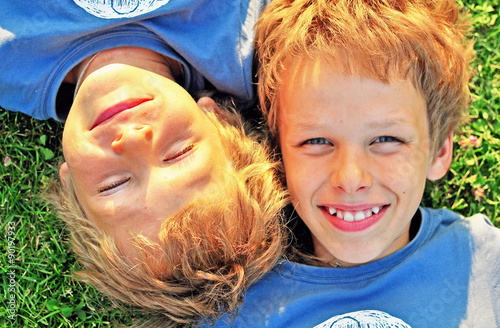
[366,117,411,130]
[290,117,410,132]
[291,122,330,132]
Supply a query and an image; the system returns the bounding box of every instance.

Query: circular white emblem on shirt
[74,0,171,19]
[314,310,412,328]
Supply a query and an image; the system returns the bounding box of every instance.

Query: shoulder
[419,207,500,251]
[420,207,497,232]
[462,213,500,252]
[463,212,498,230]
[458,214,500,325]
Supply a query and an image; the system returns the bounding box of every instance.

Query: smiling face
[61,64,229,254]
[278,57,452,266]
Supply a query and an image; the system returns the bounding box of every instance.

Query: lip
[91,98,153,130]
[320,204,388,232]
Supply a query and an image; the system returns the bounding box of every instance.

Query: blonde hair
[256,0,473,155]
[46,106,287,327]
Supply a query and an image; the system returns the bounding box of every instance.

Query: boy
[3,2,283,325]
[203,0,500,327]
[48,90,287,327]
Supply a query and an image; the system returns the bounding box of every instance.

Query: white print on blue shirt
[0,27,15,45]
[314,310,412,328]
[73,0,170,18]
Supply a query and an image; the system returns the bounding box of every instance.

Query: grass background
[1,0,499,326]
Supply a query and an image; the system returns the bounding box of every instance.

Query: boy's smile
[278,57,452,267]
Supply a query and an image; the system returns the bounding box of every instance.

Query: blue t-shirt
[201,208,500,327]
[0,0,269,120]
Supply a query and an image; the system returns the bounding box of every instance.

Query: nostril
[111,125,153,154]
[111,138,124,154]
[113,132,123,142]
[134,125,153,139]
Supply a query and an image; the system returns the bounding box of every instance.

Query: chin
[333,248,384,266]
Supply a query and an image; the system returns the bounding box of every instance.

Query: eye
[98,177,131,193]
[302,138,331,146]
[373,136,403,144]
[164,144,194,162]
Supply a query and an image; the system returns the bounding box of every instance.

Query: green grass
[422,0,500,224]
[1,0,499,326]
[0,113,134,327]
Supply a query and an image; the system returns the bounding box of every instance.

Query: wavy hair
[256,0,473,156]
[46,105,287,327]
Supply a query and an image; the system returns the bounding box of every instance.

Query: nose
[111,124,153,155]
[329,146,372,194]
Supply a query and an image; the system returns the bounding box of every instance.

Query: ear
[197,96,222,116]
[427,133,454,181]
[59,162,69,188]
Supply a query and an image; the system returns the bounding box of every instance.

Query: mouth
[91,98,153,130]
[326,205,387,222]
[320,204,389,232]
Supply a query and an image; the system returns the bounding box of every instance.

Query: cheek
[283,151,303,183]
[284,159,322,209]
[64,132,104,171]
[380,149,429,186]
[377,157,428,207]
[175,157,225,203]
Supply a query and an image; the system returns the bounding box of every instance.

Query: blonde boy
[49,93,287,327]
[202,0,500,327]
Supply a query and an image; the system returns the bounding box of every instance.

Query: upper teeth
[328,206,381,221]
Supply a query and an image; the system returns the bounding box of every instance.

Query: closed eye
[164,144,194,162]
[98,177,131,193]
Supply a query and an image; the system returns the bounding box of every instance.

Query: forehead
[278,56,428,132]
[282,55,417,98]
[282,52,412,88]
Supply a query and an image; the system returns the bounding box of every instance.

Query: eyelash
[302,138,330,146]
[373,136,404,144]
[98,177,130,193]
[97,144,195,193]
[164,144,194,162]
[301,136,404,146]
